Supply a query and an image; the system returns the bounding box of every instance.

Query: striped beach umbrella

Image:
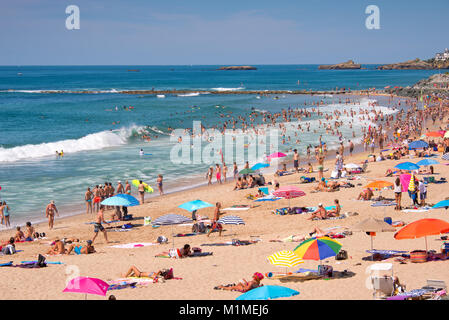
[152,214,193,248]
[442,153,449,161]
[293,237,342,265]
[267,250,303,269]
[408,175,416,192]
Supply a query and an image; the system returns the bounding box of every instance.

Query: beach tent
[236,285,299,300]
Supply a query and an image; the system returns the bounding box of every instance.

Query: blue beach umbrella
[101,194,139,207]
[433,200,449,210]
[178,200,213,212]
[395,162,420,171]
[416,159,439,166]
[408,140,429,149]
[251,163,270,171]
[236,285,299,300]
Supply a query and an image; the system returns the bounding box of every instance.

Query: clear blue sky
[1,0,447,65]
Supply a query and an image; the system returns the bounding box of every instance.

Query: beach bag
[144,216,152,226]
[335,250,348,260]
[157,236,168,244]
[410,250,427,263]
[123,214,133,221]
[2,245,15,255]
[318,265,333,277]
[169,248,181,259]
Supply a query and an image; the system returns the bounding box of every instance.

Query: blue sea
[0,65,438,225]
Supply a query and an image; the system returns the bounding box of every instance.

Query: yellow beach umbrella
[408,175,415,192]
[267,250,303,274]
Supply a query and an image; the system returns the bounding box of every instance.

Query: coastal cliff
[318,60,361,70]
[377,58,449,70]
[217,66,257,70]
[385,73,449,98]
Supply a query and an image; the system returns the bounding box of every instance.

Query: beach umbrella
[408,175,416,192]
[399,173,411,192]
[236,285,299,300]
[239,168,255,175]
[365,181,393,199]
[268,152,287,159]
[433,200,449,210]
[416,159,439,167]
[63,276,109,299]
[178,200,213,212]
[344,163,362,169]
[395,162,420,171]
[251,163,270,171]
[272,186,306,208]
[152,214,193,248]
[293,237,342,265]
[408,140,429,149]
[394,218,449,251]
[425,131,444,138]
[100,194,140,207]
[267,250,304,270]
[442,153,449,161]
[352,217,396,252]
[217,215,245,235]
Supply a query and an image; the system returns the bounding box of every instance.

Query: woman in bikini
[121,266,162,279]
[157,174,164,196]
[215,164,222,184]
[215,272,264,292]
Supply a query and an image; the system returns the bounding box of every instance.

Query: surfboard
[131,179,154,193]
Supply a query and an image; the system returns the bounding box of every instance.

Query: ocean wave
[211,87,245,92]
[0,126,142,162]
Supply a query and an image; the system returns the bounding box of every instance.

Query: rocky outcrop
[318,60,361,70]
[384,73,449,98]
[217,66,257,70]
[378,58,449,70]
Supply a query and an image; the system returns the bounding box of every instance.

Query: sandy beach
[1,113,448,300]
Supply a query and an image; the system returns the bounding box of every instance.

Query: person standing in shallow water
[157,175,164,196]
[85,188,93,214]
[45,200,59,230]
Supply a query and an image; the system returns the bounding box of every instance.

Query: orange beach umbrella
[394,218,449,251]
[365,181,393,190]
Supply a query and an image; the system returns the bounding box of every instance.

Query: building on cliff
[435,48,449,61]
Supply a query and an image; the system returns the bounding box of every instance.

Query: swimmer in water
[139,149,144,156]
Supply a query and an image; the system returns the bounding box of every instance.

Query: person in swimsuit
[206,167,213,185]
[215,164,222,184]
[67,240,95,254]
[116,181,124,194]
[138,181,145,204]
[157,175,164,196]
[45,200,59,230]
[121,266,162,279]
[1,201,10,227]
[316,153,325,181]
[93,185,101,212]
[24,222,35,241]
[307,203,328,220]
[223,163,228,182]
[91,205,110,244]
[125,181,131,195]
[207,202,224,237]
[293,149,300,173]
[327,199,341,217]
[47,238,66,255]
[85,188,93,214]
[233,162,238,181]
[215,272,264,292]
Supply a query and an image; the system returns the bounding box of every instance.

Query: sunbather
[66,240,95,254]
[327,199,341,217]
[121,265,162,279]
[357,188,374,200]
[47,238,66,255]
[14,227,25,242]
[215,272,264,292]
[307,203,327,220]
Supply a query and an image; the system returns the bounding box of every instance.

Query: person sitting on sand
[307,203,327,220]
[307,163,313,173]
[66,240,95,255]
[327,199,341,217]
[233,177,243,190]
[393,276,406,295]
[24,222,35,241]
[47,238,66,255]
[14,227,25,242]
[357,188,374,201]
[215,272,264,293]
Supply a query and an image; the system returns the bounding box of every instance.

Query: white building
[435,48,449,61]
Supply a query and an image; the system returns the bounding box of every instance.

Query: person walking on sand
[85,188,93,214]
[349,140,354,157]
[93,185,101,212]
[316,152,325,181]
[45,200,59,230]
[125,181,131,195]
[91,205,110,244]
[116,181,124,194]
[223,163,228,182]
[293,149,300,173]
[215,164,222,184]
[206,167,213,185]
[207,202,224,237]
[157,174,164,196]
[138,180,145,204]
[233,162,238,181]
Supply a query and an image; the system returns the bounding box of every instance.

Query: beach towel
[223,206,250,211]
[371,201,397,207]
[109,243,157,249]
[386,289,431,300]
[367,250,408,255]
[401,208,430,213]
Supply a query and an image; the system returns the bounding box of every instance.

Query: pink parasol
[273,186,306,208]
[268,152,287,159]
[399,173,411,193]
[63,276,109,298]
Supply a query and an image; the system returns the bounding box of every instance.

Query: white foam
[0,126,142,162]
[211,87,245,92]
[177,92,200,97]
